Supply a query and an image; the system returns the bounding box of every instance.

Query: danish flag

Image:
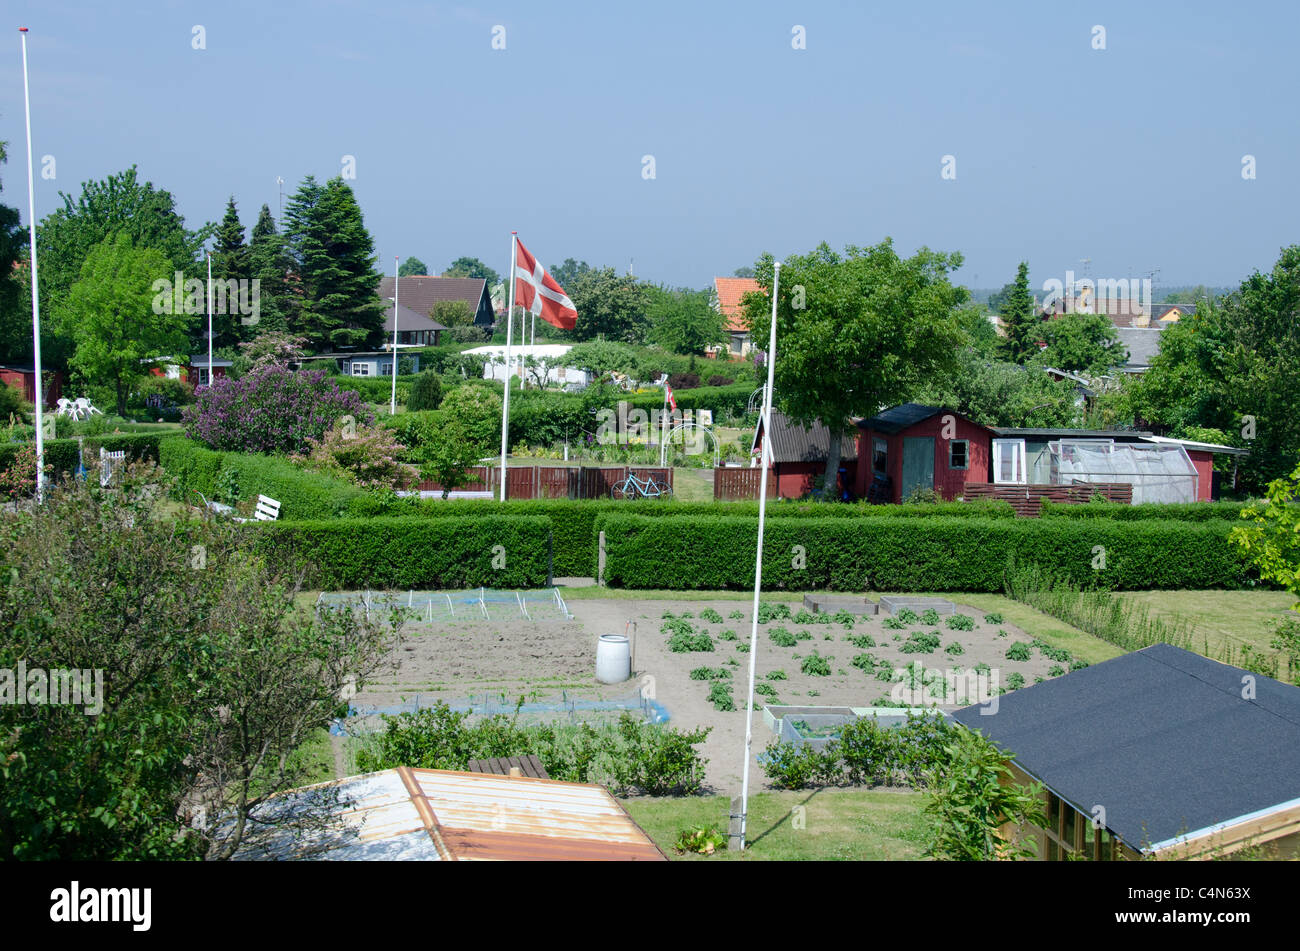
[666,385,677,411]
[513,239,578,330]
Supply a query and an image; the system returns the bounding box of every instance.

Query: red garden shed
[853,404,993,503]
[751,409,859,500]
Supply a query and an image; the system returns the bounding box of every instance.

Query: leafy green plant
[1006,673,1026,690]
[689,666,731,681]
[832,609,857,628]
[674,825,727,855]
[769,627,797,647]
[669,630,715,653]
[974,662,991,675]
[756,601,792,624]
[983,612,1004,624]
[944,641,965,656]
[766,669,787,681]
[728,609,744,620]
[755,683,778,697]
[736,643,750,653]
[882,617,906,630]
[945,614,975,631]
[796,630,813,641]
[900,631,942,654]
[717,628,738,641]
[920,609,940,626]
[801,651,832,676]
[708,681,736,711]
[848,633,876,648]
[698,607,724,624]
[1047,665,1065,677]
[851,652,877,671]
[1005,642,1032,662]
[897,608,920,624]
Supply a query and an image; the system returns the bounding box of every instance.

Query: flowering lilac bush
[183,365,373,455]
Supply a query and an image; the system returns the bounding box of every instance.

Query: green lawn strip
[560,587,804,603]
[1116,590,1296,675]
[621,788,929,861]
[886,592,1124,666]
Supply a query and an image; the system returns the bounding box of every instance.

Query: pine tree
[247,204,293,334]
[209,197,249,349]
[998,262,1040,364]
[284,176,384,350]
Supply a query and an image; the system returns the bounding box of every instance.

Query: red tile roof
[714,277,763,332]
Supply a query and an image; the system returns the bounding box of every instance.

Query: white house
[462,344,590,389]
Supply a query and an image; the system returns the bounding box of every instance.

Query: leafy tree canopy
[399,256,428,277]
[444,256,499,287]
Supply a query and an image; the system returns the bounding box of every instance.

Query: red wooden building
[751,410,859,500]
[0,365,63,409]
[854,404,994,503]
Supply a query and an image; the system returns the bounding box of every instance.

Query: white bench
[234,495,281,523]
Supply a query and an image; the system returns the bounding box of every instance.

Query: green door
[901,437,934,500]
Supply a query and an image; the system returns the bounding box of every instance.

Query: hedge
[597,515,1254,592]
[623,383,755,418]
[333,375,415,406]
[0,433,164,478]
[1038,500,1253,521]
[250,515,552,589]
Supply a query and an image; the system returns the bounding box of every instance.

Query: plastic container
[595,634,631,684]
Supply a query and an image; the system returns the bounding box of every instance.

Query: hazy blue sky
[3,1,1297,294]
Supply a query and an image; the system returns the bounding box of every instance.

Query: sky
[2,0,1298,295]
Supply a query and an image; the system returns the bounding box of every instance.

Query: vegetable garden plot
[316,587,573,624]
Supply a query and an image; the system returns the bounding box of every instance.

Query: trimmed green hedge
[623,383,754,417]
[250,515,552,589]
[0,433,164,477]
[1038,500,1252,521]
[334,375,415,405]
[598,515,1254,592]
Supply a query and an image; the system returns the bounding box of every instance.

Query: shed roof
[755,409,859,463]
[233,766,665,861]
[383,301,447,334]
[990,427,1152,440]
[857,403,953,434]
[951,644,1300,852]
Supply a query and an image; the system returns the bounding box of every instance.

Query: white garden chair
[74,397,103,420]
[232,495,281,523]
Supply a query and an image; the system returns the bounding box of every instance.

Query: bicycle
[612,472,673,500]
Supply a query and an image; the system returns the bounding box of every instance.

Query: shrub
[769,627,797,647]
[293,421,414,489]
[801,651,831,676]
[1005,642,1033,662]
[706,375,734,387]
[407,371,444,412]
[0,444,44,502]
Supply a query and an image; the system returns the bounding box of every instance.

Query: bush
[407,371,444,412]
[293,421,414,489]
[355,703,710,795]
[184,365,373,455]
[251,515,552,589]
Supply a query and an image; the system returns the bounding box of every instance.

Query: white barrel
[596,634,631,684]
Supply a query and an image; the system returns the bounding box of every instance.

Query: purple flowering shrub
[183,365,374,455]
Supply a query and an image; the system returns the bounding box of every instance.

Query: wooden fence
[413,465,674,500]
[961,482,1133,517]
[713,466,777,501]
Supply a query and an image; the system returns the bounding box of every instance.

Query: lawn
[623,787,930,860]
[1117,590,1297,672]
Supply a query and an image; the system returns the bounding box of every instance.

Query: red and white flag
[666,386,677,411]
[513,239,578,330]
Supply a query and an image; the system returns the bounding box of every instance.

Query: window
[351,362,370,377]
[195,368,210,386]
[380,362,393,376]
[730,335,743,354]
[949,439,969,470]
[872,438,888,476]
[993,438,1027,484]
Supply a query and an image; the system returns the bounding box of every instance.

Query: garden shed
[751,409,858,499]
[852,404,993,503]
[952,644,1300,860]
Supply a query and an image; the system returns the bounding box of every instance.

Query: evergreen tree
[998,262,1040,364]
[284,176,384,350]
[247,204,293,334]
[208,197,250,349]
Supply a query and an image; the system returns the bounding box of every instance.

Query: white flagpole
[206,251,213,386]
[19,27,44,499]
[498,232,518,501]
[390,255,399,415]
[737,260,780,852]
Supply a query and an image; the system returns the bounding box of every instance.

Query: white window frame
[351,362,370,377]
[993,438,1027,485]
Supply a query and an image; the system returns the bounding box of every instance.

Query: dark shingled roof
[382,301,447,334]
[758,410,858,463]
[1116,326,1165,369]
[952,644,1300,852]
[377,275,487,320]
[856,403,949,434]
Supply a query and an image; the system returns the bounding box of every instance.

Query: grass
[1117,590,1297,676]
[622,787,929,860]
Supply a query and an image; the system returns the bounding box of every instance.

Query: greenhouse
[1050,439,1199,504]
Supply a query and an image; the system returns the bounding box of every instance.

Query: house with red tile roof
[711,277,763,357]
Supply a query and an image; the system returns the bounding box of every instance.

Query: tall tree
[63,233,185,416]
[37,167,211,367]
[563,267,649,343]
[0,142,30,365]
[549,258,592,289]
[743,240,970,491]
[444,256,499,287]
[1033,313,1127,375]
[998,262,1040,364]
[398,256,428,277]
[246,204,294,334]
[209,197,250,350]
[645,285,726,355]
[283,176,384,350]
[733,266,756,278]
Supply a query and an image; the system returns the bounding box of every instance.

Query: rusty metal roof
[234,767,665,861]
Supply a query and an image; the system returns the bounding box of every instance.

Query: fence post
[598,530,606,586]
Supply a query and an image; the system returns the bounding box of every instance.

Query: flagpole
[206,251,213,386]
[737,260,779,852]
[19,27,44,499]
[660,385,667,467]
[390,255,399,415]
[498,232,517,501]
